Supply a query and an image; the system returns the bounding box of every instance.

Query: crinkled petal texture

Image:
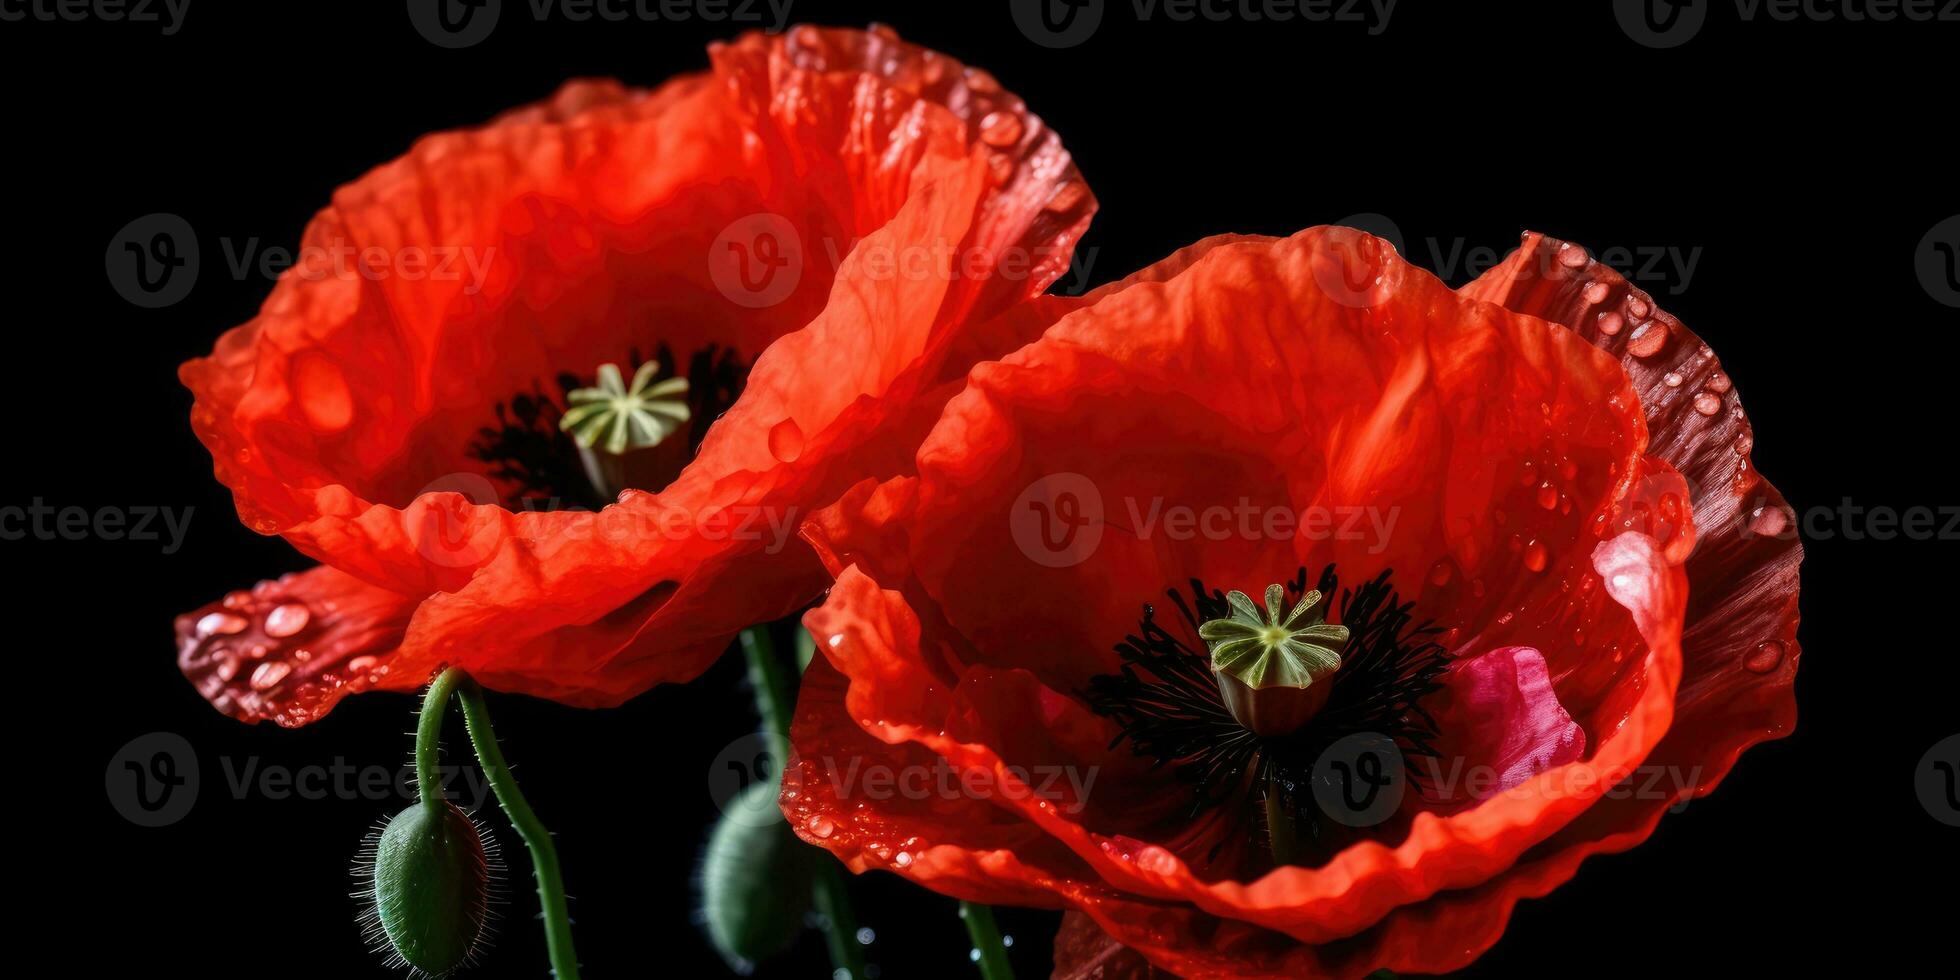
[177,26,1096,725]
[786,228,1709,978]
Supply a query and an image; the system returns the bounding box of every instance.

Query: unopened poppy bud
[357,800,499,976]
[697,780,815,973]
[1200,584,1350,736]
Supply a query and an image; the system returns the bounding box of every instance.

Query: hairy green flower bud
[697,780,815,973]
[357,800,499,976]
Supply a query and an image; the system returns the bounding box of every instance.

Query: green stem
[1265,772,1298,868]
[960,902,1015,980]
[419,668,582,980]
[740,627,867,980]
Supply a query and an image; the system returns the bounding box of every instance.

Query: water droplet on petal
[768,418,805,463]
[978,110,1024,148]
[251,661,291,691]
[1596,311,1624,336]
[1705,371,1732,393]
[263,602,311,638]
[1626,321,1667,358]
[1693,392,1723,416]
[1523,540,1549,573]
[197,612,249,637]
[1045,180,1086,213]
[1583,281,1610,305]
[1747,505,1789,538]
[1537,482,1559,510]
[806,814,836,839]
[1745,641,1785,674]
[1663,371,1684,388]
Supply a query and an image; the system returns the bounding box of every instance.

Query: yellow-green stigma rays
[559,360,691,455]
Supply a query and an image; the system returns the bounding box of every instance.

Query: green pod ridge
[697,780,815,974]
[361,800,497,976]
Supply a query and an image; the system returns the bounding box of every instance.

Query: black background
[10,1,1953,977]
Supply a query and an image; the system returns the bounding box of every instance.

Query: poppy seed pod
[357,800,498,976]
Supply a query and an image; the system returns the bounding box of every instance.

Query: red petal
[1421,645,1585,813]
[175,566,421,727]
[1459,232,1803,854]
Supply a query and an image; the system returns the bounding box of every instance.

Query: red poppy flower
[174,25,1096,726]
[782,228,1802,977]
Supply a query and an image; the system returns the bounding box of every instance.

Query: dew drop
[251,661,291,691]
[1744,641,1785,674]
[1537,482,1559,510]
[1523,540,1549,573]
[1625,295,1651,320]
[1428,558,1455,587]
[1583,281,1611,305]
[806,814,836,839]
[1045,180,1086,213]
[1747,505,1789,538]
[986,151,1015,184]
[1663,371,1684,388]
[1693,392,1723,416]
[978,110,1024,148]
[768,418,805,463]
[1734,430,1755,455]
[197,612,249,637]
[893,851,913,868]
[1626,321,1667,358]
[965,68,1002,94]
[1558,243,1590,268]
[263,602,311,638]
[1596,311,1624,336]
[1705,371,1732,394]
[347,655,379,675]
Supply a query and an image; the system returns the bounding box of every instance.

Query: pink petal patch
[1422,646,1586,813]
